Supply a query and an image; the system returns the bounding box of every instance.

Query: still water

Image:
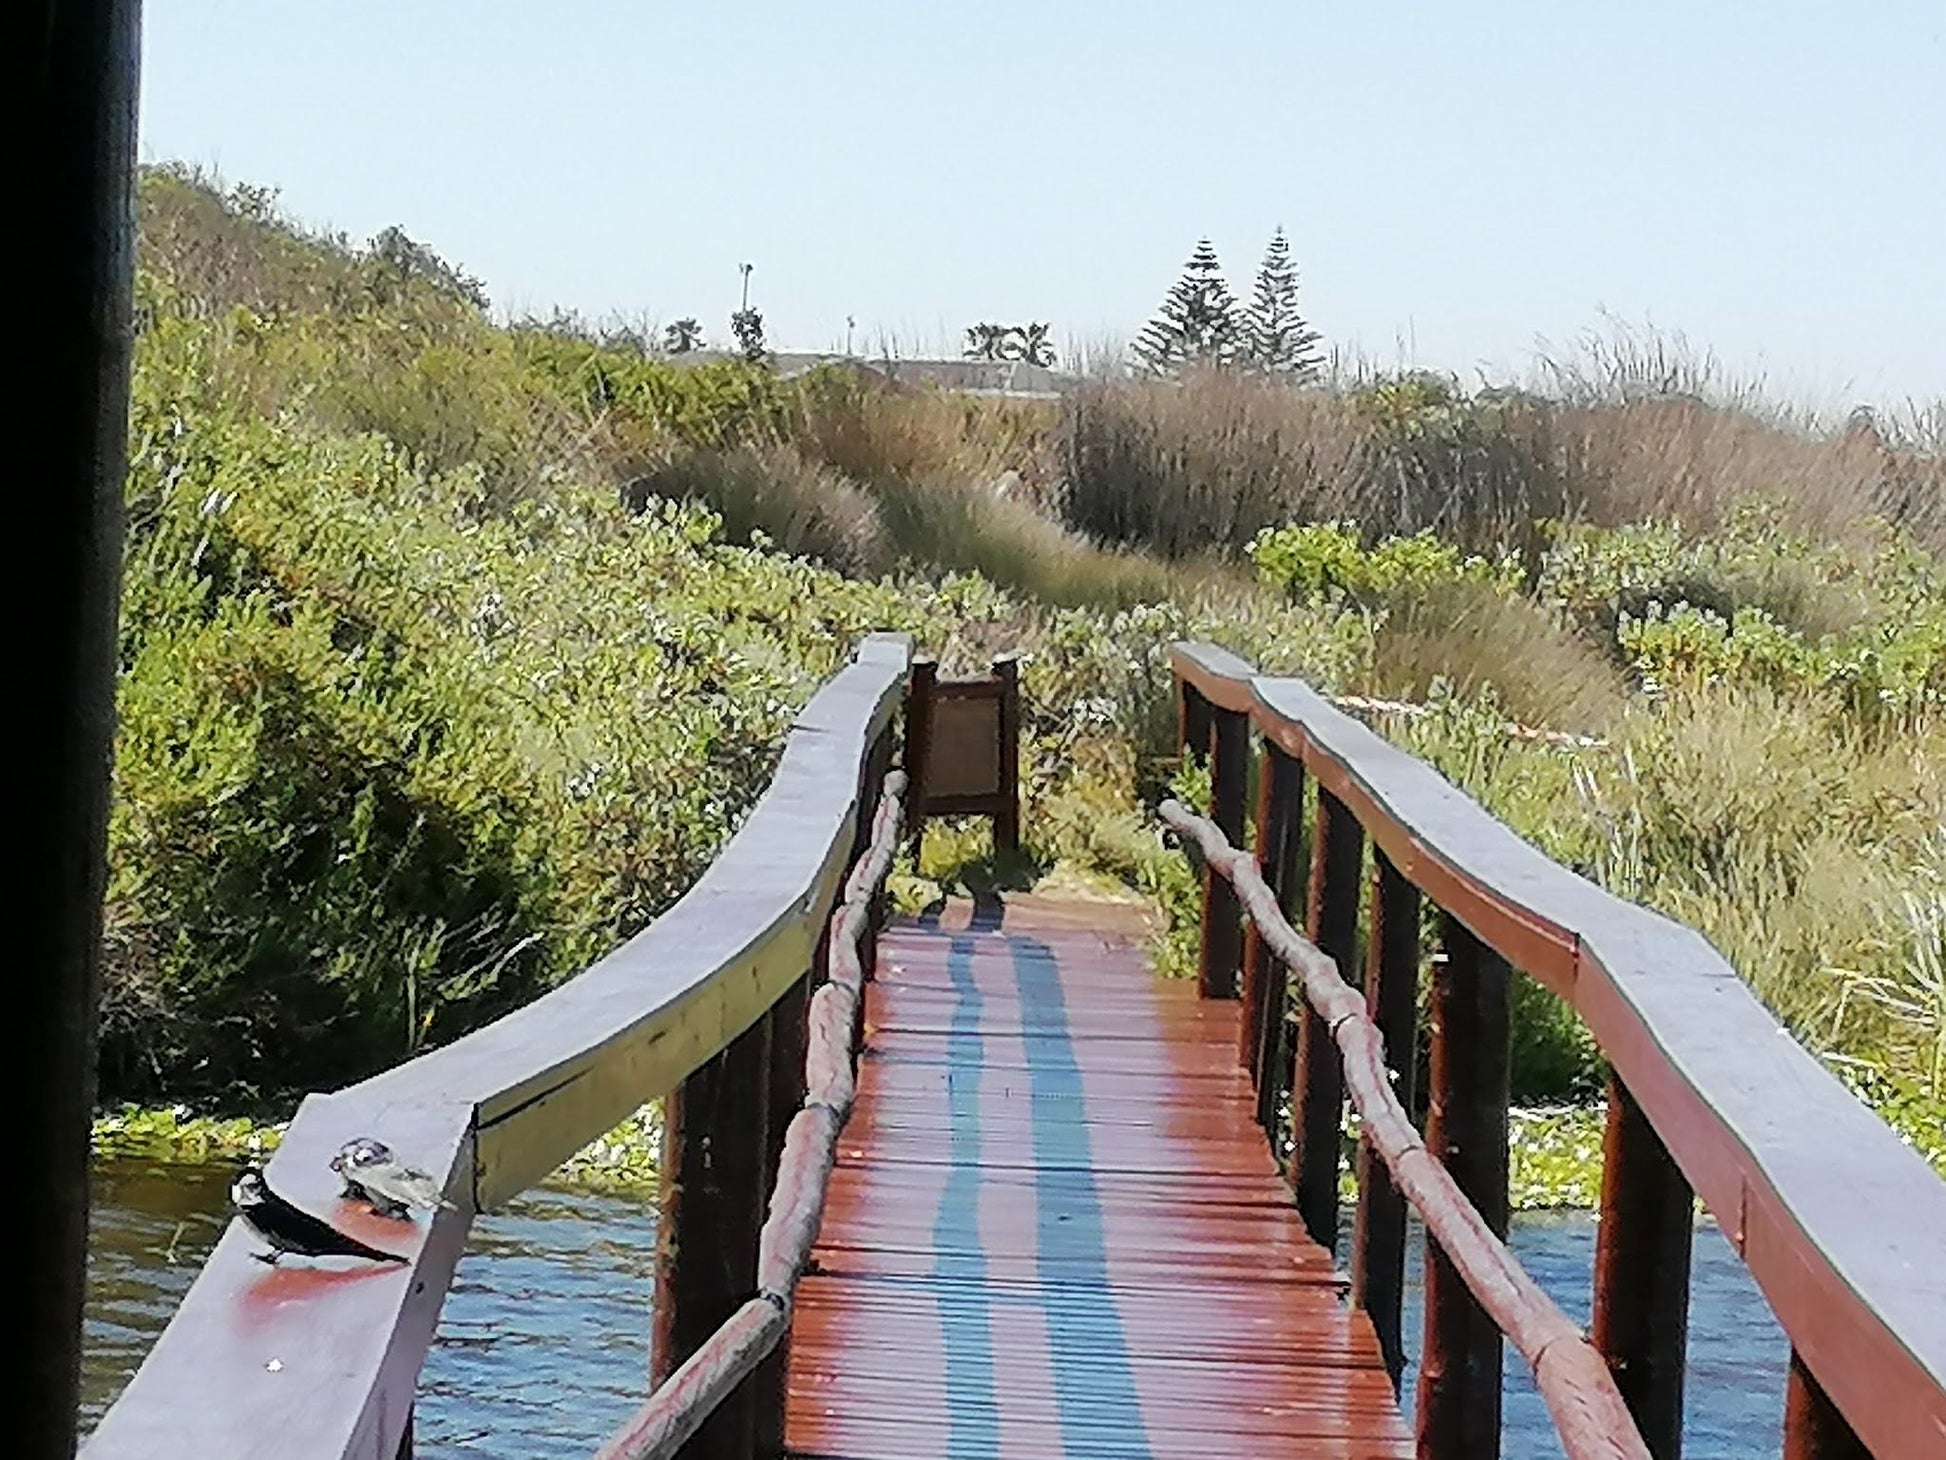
[85,1161,1787,1456]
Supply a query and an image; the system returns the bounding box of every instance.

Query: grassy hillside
[115,168,1942,1170]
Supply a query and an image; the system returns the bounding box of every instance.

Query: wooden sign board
[905,655,1020,854]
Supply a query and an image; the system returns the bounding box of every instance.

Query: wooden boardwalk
[786,900,1410,1459]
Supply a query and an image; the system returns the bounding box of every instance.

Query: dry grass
[1060,369,1368,558]
[1058,344,1944,562]
[624,443,891,575]
[1575,690,1946,1094]
[1368,580,1631,731]
[793,373,1060,506]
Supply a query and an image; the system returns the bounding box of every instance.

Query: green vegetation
[92,1102,663,1194]
[110,167,1943,1192]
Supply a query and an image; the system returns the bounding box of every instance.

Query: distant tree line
[1133,229,1322,381]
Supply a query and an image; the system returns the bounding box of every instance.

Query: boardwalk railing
[596,767,907,1460]
[1168,642,1946,1460]
[86,634,914,1460]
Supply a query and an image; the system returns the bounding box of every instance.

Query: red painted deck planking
[786,900,1410,1459]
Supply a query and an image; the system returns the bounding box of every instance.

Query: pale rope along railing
[594,769,907,1460]
[1328,692,1607,750]
[1157,798,1651,1460]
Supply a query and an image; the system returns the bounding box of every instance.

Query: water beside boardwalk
[85,1160,1786,1457]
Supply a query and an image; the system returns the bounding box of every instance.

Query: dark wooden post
[903,659,936,848]
[749,980,809,1459]
[1351,850,1420,1391]
[1179,681,1213,765]
[1256,757,1308,1141]
[993,655,1021,858]
[1592,1075,1694,1458]
[858,726,893,986]
[1782,1351,1870,1460]
[26,5,138,1456]
[1197,705,1250,1001]
[1416,914,1512,1459]
[1291,787,1363,1251]
[653,1015,773,1458]
[1240,743,1300,1071]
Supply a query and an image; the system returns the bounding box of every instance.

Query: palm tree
[1017,322,1056,368]
[963,322,1009,361]
[663,318,703,354]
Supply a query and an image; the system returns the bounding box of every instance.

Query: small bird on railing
[329,1136,455,1220]
[230,1168,409,1266]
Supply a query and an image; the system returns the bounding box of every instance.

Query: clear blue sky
[140,2,1943,406]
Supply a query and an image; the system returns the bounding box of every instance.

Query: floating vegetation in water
[1338,1104,1606,1212]
[92,1102,664,1193]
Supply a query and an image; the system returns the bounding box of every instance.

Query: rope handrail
[594,769,908,1460]
[1326,692,1608,749]
[1157,797,1651,1460]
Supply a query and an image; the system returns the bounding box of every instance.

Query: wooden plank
[85,635,912,1460]
[1164,643,1946,1457]
[787,904,1410,1458]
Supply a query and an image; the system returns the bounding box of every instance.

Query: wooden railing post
[749,975,809,1460]
[1783,1350,1871,1460]
[904,659,936,849]
[1178,680,1213,765]
[858,726,894,986]
[654,1015,773,1459]
[1255,751,1308,1140]
[1292,787,1363,1250]
[1417,913,1511,1459]
[1351,849,1420,1390]
[1592,1076,1694,1458]
[993,655,1021,858]
[1197,705,1250,1000]
[1241,743,1300,1072]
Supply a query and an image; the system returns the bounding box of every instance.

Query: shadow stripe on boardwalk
[787,904,1410,1460]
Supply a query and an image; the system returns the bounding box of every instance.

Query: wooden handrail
[594,769,907,1460]
[1170,642,1946,1458]
[1161,798,1648,1460]
[85,633,913,1460]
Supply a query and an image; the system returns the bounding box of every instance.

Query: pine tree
[1132,239,1241,376]
[1241,228,1323,379]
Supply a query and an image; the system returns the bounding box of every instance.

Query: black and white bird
[230,1168,409,1266]
[329,1136,454,1220]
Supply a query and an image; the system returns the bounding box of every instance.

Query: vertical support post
[992,655,1020,859]
[26,5,138,1456]
[1198,704,1249,1000]
[1592,1075,1694,1459]
[1416,914,1511,1459]
[903,659,936,849]
[1782,1351,1870,1460]
[653,1015,773,1458]
[1256,757,1308,1141]
[1240,743,1300,1071]
[1178,680,1213,765]
[1292,787,1363,1250]
[857,726,892,987]
[1351,850,1420,1391]
[750,977,809,1459]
